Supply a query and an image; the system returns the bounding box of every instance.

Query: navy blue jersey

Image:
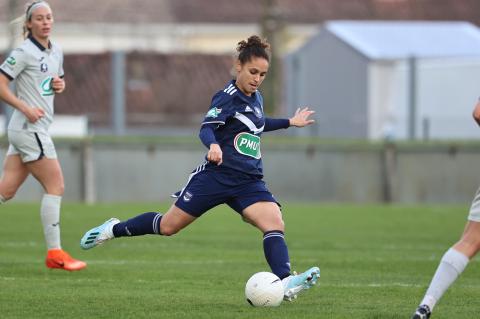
[202,80,266,176]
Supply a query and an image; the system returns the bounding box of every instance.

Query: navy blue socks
[113,212,162,237]
[263,230,291,279]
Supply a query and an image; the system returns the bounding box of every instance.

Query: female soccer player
[81,35,319,301]
[411,99,480,318]
[0,1,86,271]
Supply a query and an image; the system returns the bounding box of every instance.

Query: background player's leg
[27,158,64,250]
[27,158,86,271]
[413,221,480,318]
[0,154,29,203]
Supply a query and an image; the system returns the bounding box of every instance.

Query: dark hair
[236,35,271,65]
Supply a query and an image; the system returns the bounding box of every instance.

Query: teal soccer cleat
[282,266,320,301]
[80,218,120,250]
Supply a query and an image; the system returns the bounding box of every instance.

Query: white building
[285,21,480,140]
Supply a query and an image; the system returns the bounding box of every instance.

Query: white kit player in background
[411,98,480,319]
[0,1,86,271]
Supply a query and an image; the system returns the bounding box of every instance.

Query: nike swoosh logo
[51,259,64,267]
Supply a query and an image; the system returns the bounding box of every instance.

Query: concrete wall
[2,140,480,204]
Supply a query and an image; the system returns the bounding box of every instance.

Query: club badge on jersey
[40,63,48,72]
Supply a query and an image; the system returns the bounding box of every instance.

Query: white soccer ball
[245,272,284,307]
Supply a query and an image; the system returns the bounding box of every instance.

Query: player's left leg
[242,201,320,301]
[81,204,197,249]
[27,157,86,271]
[412,221,480,318]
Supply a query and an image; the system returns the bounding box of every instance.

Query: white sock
[40,194,62,250]
[420,248,469,310]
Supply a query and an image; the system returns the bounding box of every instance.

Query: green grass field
[1,203,480,318]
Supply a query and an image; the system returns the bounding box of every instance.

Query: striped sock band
[263,231,285,240]
[153,213,162,234]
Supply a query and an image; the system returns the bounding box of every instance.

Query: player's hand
[24,107,45,123]
[207,143,223,165]
[51,76,65,93]
[289,107,315,127]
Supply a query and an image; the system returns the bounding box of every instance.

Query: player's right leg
[0,154,29,203]
[242,201,320,301]
[27,156,86,271]
[80,205,196,249]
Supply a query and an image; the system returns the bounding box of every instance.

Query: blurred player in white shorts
[411,99,480,318]
[0,1,86,271]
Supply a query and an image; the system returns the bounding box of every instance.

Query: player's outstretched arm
[289,107,315,127]
[473,99,480,127]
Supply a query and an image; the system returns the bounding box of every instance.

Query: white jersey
[0,35,64,133]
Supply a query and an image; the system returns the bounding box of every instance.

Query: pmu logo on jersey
[40,63,48,72]
[206,107,222,118]
[234,132,261,159]
[40,76,54,96]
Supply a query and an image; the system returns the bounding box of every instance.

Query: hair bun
[237,35,270,52]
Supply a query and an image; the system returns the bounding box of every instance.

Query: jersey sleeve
[0,48,28,81]
[264,118,290,132]
[201,91,235,126]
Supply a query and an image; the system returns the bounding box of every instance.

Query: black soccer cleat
[411,304,431,319]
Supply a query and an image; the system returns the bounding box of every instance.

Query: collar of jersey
[230,79,258,104]
[28,33,52,52]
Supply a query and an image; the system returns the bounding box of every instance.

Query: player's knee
[160,224,181,236]
[1,190,15,201]
[266,214,285,232]
[275,218,285,232]
[46,183,64,196]
[472,238,480,252]
[459,235,480,252]
[0,185,18,201]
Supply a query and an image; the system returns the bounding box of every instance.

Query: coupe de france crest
[206,107,222,118]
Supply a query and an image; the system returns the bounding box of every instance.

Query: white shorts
[468,186,480,222]
[6,130,57,163]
